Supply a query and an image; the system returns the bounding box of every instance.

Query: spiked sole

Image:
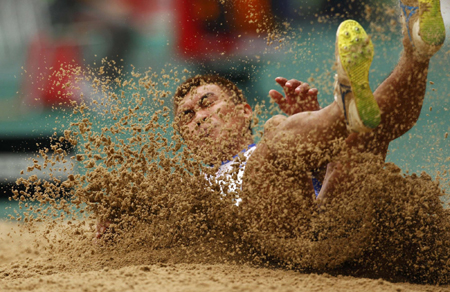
[418,0,445,46]
[337,20,380,130]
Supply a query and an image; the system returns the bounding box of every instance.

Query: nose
[193,110,209,127]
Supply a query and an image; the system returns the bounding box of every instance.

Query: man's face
[175,84,252,159]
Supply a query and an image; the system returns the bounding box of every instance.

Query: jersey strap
[221,143,256,166]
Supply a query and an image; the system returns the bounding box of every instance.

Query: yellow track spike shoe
[400,0,446,59]
[334,20,381,133]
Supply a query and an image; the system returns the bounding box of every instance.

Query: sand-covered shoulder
[0,222,447,292]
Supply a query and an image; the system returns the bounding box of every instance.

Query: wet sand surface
[1,222,449,292]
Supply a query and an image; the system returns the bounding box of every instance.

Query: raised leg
[245,20,382,202]
[346,0,445,158]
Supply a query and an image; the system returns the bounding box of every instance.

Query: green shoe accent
[337,20,381,129]
[419,0,446,46]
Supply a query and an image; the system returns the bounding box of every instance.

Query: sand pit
[1,64,448,291]
[1,64,449,290]
[1,222,449,292]
[1,2,449,290]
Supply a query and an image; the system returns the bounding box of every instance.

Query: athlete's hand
[269,77,320,115]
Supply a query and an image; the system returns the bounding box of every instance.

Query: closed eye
[199,93,215,107]
[179,109,195,124]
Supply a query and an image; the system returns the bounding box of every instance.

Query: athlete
[173,0,446,202]
[96,0,446,238]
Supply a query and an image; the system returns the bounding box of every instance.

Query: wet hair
[173,74,247,115]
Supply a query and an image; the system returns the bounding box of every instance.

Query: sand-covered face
[175,84,253,162]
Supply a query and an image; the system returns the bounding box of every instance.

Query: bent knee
[264,115,287,134]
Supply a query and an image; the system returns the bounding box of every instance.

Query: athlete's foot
[400,0,446,60]
[334,20,381,133]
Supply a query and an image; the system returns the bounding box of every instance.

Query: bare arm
[242,92,348,202]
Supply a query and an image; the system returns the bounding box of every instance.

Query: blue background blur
[0,0,449,218]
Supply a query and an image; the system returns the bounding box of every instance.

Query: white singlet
[214,144,256,205]
[213,143,322,204]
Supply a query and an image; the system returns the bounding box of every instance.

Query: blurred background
[0,0,449,216]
